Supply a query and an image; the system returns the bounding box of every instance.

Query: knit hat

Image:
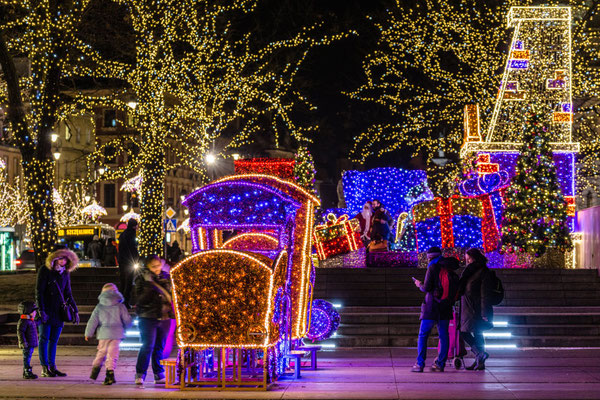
[102,283,118,292]
[426,246,442,256]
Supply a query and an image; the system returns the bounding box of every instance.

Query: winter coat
[17,317,38,349]
[168,246,183,265]
[369,207,391,241]
[85,290,132,340]
[87,240,103,260]
[459,261,494,333]
[134,267,175,320]
[36,249,79,327]
[117,228,139,270]
[103,243,118,267]
[419,256,459,321]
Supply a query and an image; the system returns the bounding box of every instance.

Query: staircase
[314,268,600,348]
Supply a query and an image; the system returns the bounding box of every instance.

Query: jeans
[135,318,170,380]
[461,330,486,359]
[38,323,63,367]
[22,347,34,369]
[416,319,450,367]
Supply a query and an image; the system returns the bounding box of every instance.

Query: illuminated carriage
[170,174,319,389]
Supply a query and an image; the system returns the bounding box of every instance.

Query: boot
[41,365,56,377]
[23,367,38,379]
[90,366,101,380]
[49,366,67,377]
[103,370,115,385]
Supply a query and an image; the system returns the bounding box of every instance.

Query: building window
[103,110,117,128]
[65,124,72,141]
[104,145,117,164]
[103,183,116,208]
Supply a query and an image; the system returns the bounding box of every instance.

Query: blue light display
[452,215,483,248]
[342,167,433,220]
[184,182,300,228]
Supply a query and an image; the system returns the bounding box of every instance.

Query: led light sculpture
[460,6,579,234]
[175,174,319,388]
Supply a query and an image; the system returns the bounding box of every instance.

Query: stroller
[440,301,467,369]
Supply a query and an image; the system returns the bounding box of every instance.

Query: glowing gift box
[412,196,483,252]
[313,213,363,260]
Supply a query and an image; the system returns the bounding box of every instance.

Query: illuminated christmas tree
[293,145,316,194]
[348,0,599,194]
[501,107,572,257]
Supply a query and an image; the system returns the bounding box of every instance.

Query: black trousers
[119,266,134,306]
[22,347,34,369]
[461,331,485,359]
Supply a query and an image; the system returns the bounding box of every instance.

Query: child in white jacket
[85,283,132,385]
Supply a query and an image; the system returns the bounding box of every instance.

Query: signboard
[165,207,176,219]
[58,228,97,237]
[164,219,177,232]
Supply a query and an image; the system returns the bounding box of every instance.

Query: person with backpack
[458,248,496,370]
[411,247,460,372]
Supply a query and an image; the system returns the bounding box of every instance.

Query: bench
[294,345,321,370]
[282,350,304,379]
[159,358,179,388]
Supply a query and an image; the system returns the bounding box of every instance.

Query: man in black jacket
[411,247,452,372]
[118,219,139,308]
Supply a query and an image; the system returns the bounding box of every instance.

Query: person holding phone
[411,247,453,373]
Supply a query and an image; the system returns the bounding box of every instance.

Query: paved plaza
[0,346,599,399]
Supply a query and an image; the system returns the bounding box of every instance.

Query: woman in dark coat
[134,255,175,385]
[35,249,79,377]
[459,248,494,370]
[103,238,118,267]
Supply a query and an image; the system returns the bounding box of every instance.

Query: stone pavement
[0,346,599,399]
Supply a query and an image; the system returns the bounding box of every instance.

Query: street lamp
[51,133,58,143]
[97,167,105,176]
[205,153,216,165]
[84,195,91,203]
[53,152,61,160]
[232,153,240,160]
[122,204,128,212]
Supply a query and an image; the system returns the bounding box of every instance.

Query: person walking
[85,283,132,385]
[17,300,39,379]
[134,255,174,385]
[36,248,80,377]
[459,248,494,370]
[411,247,458,372]
[103,238,118,267]
[118,219,139,308]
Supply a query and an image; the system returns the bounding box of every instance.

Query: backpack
[487,269,504,306]
[436,259,460,304]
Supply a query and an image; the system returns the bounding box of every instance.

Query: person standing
[17,300,39,379]
[134,255,174,385]
[103,238,118,267]
[370,199,392,242]
[411,247,457,372]
[36,249,80,377]
[459,248,494,370]
[85,283,132,385]
[354,202,372,246]
[87,235,103,266]
[118,219,139,308]
[167,241,183,266]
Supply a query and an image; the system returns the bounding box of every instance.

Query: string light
[313,214,363,260]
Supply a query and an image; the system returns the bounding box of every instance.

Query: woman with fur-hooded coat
[35,248,79,377]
